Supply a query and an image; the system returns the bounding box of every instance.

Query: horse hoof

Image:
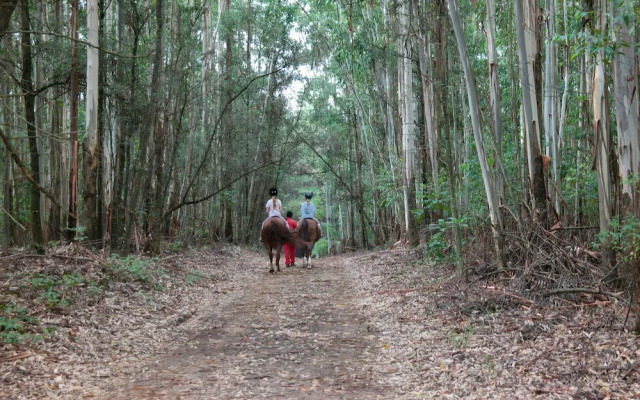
[269,269,274,273]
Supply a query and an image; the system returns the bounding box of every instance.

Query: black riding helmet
[269,188,278,196]
[304,192,313,199]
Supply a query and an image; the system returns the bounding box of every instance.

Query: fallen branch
[0,351,32,363]
[483,286,536,305]
[0,203,26,230]
[542,287,626,302]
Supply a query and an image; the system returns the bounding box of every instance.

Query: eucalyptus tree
[448,0,505,270]
[611,0,639,329]
[19,0,45,251]
[398,0,419,246]
[592,0,613,270]
[67,0,80,241]
[556,0,571,220]
[486,0,503,204]
[543,0,559,214]
[0,0,18,36]
[515,0,547,224]
[82,0,101,242]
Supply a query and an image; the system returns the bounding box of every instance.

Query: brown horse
[295,218,321,268]
[261,217,306,273]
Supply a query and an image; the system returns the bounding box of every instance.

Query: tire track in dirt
[104,256,396,399]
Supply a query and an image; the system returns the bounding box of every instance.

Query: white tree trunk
[486,0,503,203]
[557,0,571,215]
[82,0,100,238]
[448,0,504,269]
[518,0,542,184]
[544,0,559,212]
[612,0,639,210]
[417,20,438,187]
[593,0,612,233]
[398,0,417,239]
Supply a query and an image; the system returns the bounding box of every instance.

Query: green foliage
[67,225,87,241]
[423,217,468,264]
[416,182,450,223]
[184,270,206,286]
[557,9,622,63]
[374,169,402,209]
[167,240,185,253]
[27,273,85,308]
[598,215,640,262]
[312,238,328,257]
[448,324,473,348]
[106,255,167,290]
[0,302,52,345]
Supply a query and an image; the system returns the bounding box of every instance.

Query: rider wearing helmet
[262,187,289,229]
[300,192,321,230]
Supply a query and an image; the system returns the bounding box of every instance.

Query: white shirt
[266,198,282,217]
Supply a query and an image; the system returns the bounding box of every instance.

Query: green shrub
[27,273,84,308]
[106,255,167,290]
[185,270,206,286]
[0,302,54,344]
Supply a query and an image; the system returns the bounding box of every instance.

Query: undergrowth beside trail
[0,243,216,347]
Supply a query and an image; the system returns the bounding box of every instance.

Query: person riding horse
[297,192,322,268]
[300,192,321,229]
[262,187,289,230]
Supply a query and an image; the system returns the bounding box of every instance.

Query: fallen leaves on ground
[0,244,638,399]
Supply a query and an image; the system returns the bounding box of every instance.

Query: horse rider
[300,192,321,230]
[284,211,298,267]
[262,187,290,229]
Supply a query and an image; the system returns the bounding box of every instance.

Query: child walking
[284,211,298,267]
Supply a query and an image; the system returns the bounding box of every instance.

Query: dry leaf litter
[0,244,638,399]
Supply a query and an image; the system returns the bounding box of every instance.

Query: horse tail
[301,219,309,241]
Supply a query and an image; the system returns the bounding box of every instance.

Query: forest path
[96,253,396,399]
[4,246,639,399]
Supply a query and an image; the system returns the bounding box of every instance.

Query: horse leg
[268,247,274,273]
[275,245,282,272]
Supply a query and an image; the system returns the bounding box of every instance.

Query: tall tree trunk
[222,0,233,242]
[0,0,18,36]
[515,0,546,224]
[48,0,64,240]
[399,0,418,246]
[544,0,559,215]
[139,0,166,253]
[1,39,17,246]
[20,0,45,252]
[352,107,369,248]
[448,0,505,270]
[557,0,571,219]
[67,0,79,240]
[592,0,613,271]
[82,0,101,243]
[486,0,504,203]
[611,0,639,329]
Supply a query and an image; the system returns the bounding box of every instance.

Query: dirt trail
[4,246,639,399]
[100,256,395,399]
